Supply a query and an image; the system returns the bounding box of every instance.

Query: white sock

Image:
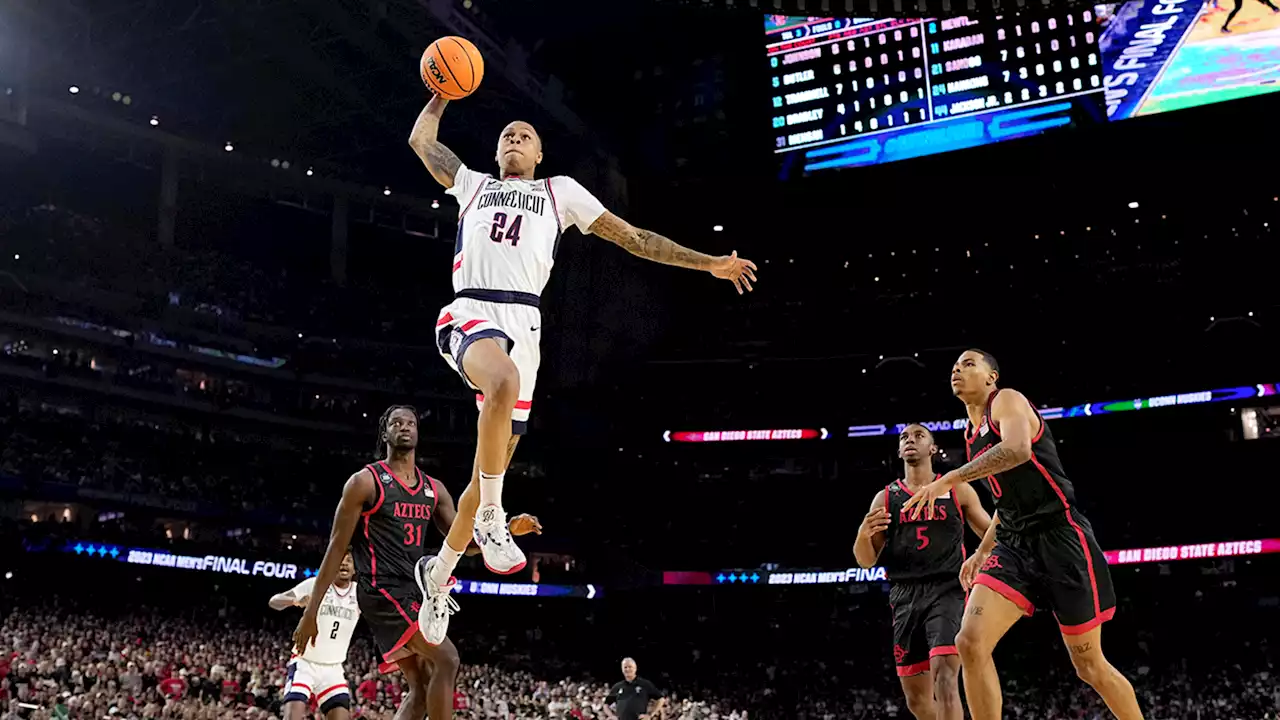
[479,471,505,511]
[430,543,464,587]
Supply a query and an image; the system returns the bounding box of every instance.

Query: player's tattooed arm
[587,212,716,270]
[945,390,1038,484]
[408,96,462,189]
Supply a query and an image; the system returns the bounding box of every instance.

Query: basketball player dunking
[903,350,1144,720]
[295,405,541,720]
[407,95,757,643]
[854,424,990,720]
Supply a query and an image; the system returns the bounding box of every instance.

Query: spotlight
[1128,201,1139,209]
[68,85,80,94]
[3,572,10,580]
[13,254,18,260]
[270,159,281,168]
[149,116,159,126]
[306,168,314,176]
[713,224,724,232]
[224,142,234,152]
[122,95,132,106]
[111,91,122,102]
[431,199,440,209]
[383,187,391,196]
[281,161,290,169]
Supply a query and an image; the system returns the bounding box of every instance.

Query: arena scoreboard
[766,11,1106,176]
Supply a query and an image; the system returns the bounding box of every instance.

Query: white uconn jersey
[447,164,605,297]
[289,578,359,665]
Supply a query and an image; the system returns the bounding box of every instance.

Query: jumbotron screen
[1099,0,1280,119]
[766,11,1108,176]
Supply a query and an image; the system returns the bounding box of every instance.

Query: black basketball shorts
[974,511,1117,635]
[889,578,965,676]
[357,580,424,672]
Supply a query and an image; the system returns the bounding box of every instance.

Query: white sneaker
[472,504,527,575]
[414,556,459,646]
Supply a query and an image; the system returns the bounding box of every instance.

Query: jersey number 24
[489,212,524,246]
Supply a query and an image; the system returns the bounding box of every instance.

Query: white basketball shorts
[436,292,541,435]
[284,657,350,710]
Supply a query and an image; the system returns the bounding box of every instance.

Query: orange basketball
[420,36,484,100]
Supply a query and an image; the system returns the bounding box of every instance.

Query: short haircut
[902,423,935,441]
[967,348,1000,375]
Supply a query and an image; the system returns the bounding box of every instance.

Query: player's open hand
[902,472,958,521]
[292,612,320,653]
[508,514,543,536]
[959,551,987,591]
[709,251,757,294]
[857,507,891,539]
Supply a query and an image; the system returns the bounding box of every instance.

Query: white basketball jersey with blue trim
[289,577,359,665]
[446,165,606,296]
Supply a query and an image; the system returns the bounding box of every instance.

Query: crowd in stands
[1,575,1277,720]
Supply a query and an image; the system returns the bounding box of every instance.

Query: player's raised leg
[1062,626,1144,720]
[954,584,1024,720]
[440,337,526,576]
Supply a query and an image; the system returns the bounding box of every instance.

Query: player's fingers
[744,266,758,282]
[741,276,754,293]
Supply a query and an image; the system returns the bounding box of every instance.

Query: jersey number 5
[915,526,930,550]
[490,212,524,246]
[403,523,423,547]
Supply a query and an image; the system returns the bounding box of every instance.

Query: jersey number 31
[489,212,524,246]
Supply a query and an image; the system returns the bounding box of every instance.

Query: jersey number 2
[489,212,524,246]
[915,526,930,550]
[403,523,423,547]
[330,621,340,640]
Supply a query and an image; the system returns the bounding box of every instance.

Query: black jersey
[350,461,440,589]
[880,478,966,582]
[965,388,1077,534]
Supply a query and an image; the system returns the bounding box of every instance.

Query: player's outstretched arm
[586,211,757,294]
[294,470,372,651]
[408,95,464,189]
[268,589,303,611]
[853,490,890,568]
[432,481,542,556]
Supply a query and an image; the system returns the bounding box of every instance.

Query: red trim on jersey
[378,661,400,675]
[460,319,487,333]
[376,461,420,495]
[380,611,419,661]
[1030,412,1046,443]
[895,479,914,496]
[289,683,314,697]
[452,257,463,273]
[317,683,349,700]
[362,466,386,517]
[436,313,454,327]
[974,574,1034,616]
[896,660,931,677]
[544,178,563,233]
[985,389,1002,437]
[425,471,441,506]
[363,516,378,588]
[475,394,532,410]
[1059,607,1116,635]
[458,176,487,219]
[1027,453,1101,619]
[930,645,959,658]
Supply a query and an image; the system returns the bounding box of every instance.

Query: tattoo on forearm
[590,214,712,270]
[424,142,461,183]
[952,442,1026,483]
[1069,642,1092,655]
